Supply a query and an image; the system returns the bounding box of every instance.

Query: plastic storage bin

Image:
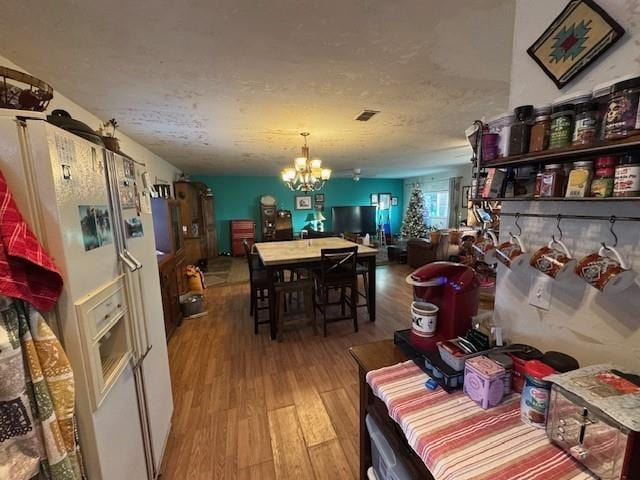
[365,414,413,480]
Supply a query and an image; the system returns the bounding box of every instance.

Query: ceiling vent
[355,109,380,121]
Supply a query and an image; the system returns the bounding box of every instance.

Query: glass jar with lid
[529,106,551,153]
[590,156,617,197]
[572,101,599,146]
[603,76,640,140]
[614,154,640,197]
[549,104,575,149]
[565,161,593,197]
[509,105,534,156]
[539,164,566,197]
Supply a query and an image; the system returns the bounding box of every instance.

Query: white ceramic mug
[575,245,637,294]
[473,230,498,264]
[529,239,576,280]
[495,234,528,270]
[411,301,438,337]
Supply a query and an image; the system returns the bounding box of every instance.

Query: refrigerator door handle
[120,251,138,272]
[124,250,143,270]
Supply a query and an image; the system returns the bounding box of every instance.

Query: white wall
[0,54,181,184]
[495,0,640,371]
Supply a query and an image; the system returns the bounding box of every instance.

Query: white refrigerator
[0,109,173,480]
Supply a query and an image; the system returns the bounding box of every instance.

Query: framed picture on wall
[378,193,391,210]
[527,0,625,89]
[295,195,313,210]
[391,196,398,206]
[314,194,324,203]
[370,193,378,206]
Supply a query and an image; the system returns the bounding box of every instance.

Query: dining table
[254,237,378,339]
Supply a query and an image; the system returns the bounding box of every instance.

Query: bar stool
[355,263,370,314]
[275,277,317,342]
[243,240,271,334]
[313,246,358,336]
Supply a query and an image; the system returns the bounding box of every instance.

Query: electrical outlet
[529,275,553,311]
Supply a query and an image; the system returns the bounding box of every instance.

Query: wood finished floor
[160,263,415,479]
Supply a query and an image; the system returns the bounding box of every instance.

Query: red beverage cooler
[405,262,480,351]
[230,219,256,256]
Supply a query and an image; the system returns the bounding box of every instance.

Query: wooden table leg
[367,255,376,322]
[267,265,277,340]
[359,366,372,480]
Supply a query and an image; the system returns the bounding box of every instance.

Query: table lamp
[315,211,326,232]
[304,213,316,231]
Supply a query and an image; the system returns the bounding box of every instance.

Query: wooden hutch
[173,180,217,266]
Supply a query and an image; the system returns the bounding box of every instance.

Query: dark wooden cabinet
[230,219,255,257]
[152,197,186,340]
[174,181,217,265]
[158,254,183,339]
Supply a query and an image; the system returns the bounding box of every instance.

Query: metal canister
[488,352,514,395]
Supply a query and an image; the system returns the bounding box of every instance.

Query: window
[424,190,449,228]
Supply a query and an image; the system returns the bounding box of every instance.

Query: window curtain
[448,176,462,228]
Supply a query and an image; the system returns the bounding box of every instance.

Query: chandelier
[281,132,331,192]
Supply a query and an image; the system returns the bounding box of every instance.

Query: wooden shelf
[482,134,640,169]
[470,196,640,203]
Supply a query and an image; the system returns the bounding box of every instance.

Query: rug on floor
[203,257,250,287]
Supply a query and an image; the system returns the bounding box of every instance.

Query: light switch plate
[529,275,553,311]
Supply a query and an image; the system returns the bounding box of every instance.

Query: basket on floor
[0,66,53,111]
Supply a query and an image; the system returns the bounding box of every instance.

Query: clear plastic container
[549,104,575,149]
[487,112,515,158]
[572,101,599,145]
[366,415,413,480]
[509,105,534,155]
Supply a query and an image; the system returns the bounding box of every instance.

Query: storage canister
[520,360,556,428]
[540,351,579,373]
[603,75,640,140]
[529,106,551,153]
[572,101,599,146]
[464,356,505,410]
[593,78,617,140]
[549,104,575,149]
[509,105,534,156]
[590,156,617,197]
[508,344,543,393]
[482,131,500,162]
[565,161,593,198]
[487,112,514,158]
[539,164,566,197]
[614,153,640,197]
[488,352,514,395]
[533,164,544,197]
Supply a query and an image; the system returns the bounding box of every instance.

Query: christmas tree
[401,184,430,238]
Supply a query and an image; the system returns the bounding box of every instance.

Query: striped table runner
[366,360,596,480]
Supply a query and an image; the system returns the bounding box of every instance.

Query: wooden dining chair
[313,246,359,336]
[355,262,370,315]
[274,275,317,342]
[243,240,271,334]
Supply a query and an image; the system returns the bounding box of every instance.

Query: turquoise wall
[192,175,404,253]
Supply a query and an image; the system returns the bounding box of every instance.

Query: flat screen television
[331,206,377,234]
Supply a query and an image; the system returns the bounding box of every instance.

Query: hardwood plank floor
[160,263,415,479]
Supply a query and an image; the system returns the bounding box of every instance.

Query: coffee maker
[405,261,480,351]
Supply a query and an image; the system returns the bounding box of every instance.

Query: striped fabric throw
[366,360,595,480]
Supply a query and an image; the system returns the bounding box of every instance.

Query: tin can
[520,360,555,428]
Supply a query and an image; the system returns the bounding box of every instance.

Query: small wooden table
[255,238,378,340]
[349,340,434,480]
